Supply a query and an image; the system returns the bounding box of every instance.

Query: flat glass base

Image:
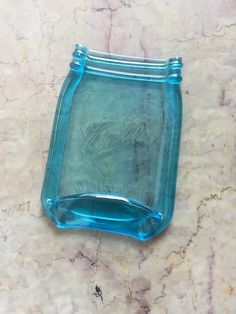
[41,44,183,240]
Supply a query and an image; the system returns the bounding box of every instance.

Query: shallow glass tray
[41,44,183,240]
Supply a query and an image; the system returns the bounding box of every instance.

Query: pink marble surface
[0,0,236,313]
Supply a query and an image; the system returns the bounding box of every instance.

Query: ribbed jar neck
[71,44,183,84]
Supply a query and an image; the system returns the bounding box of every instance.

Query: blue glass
[41,44,183,240]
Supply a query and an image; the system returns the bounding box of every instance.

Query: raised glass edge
[71,44,183,83]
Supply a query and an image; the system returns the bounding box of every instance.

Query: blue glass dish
[41,44,183,240]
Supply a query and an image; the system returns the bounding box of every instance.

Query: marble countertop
[0,0,236,313]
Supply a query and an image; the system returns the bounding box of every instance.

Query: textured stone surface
[0,0,236,313]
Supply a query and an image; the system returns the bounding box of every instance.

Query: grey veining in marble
[0,0,236,313]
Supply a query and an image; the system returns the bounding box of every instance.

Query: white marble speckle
[0,0,236,313]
